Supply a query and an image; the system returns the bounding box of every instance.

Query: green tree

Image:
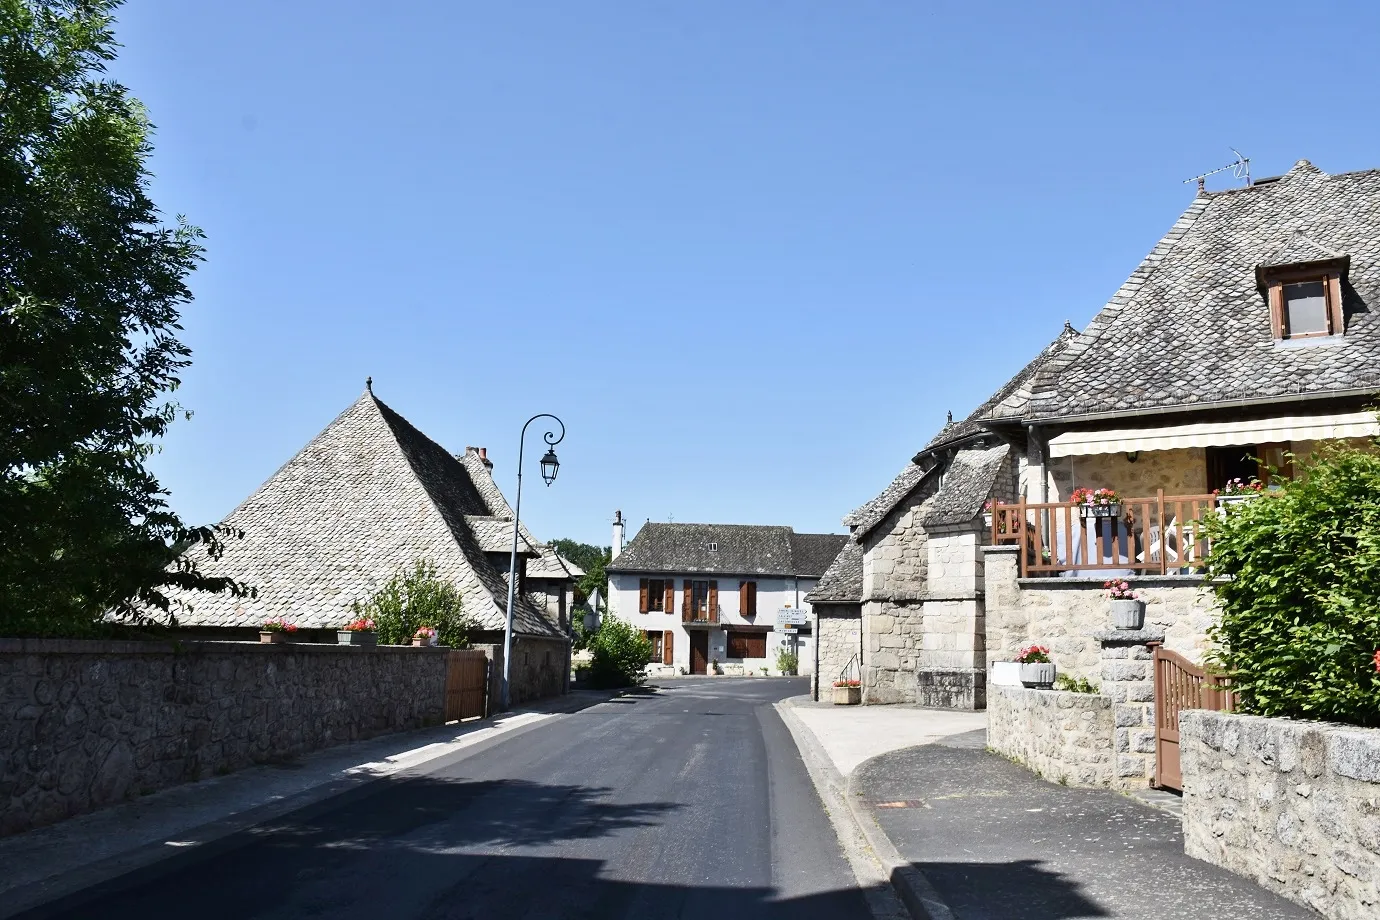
[353,559,475,647]
[1201,440,1380,726]
[586,614,653,689]
[0,0,246,636]
[549,538,610,604]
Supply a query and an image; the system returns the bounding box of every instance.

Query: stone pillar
[1095,627,1163,787]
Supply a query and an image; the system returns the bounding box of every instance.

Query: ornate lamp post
[502,413,565,710]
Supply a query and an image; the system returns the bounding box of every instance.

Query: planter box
[1079,503,1122,519]
[832,685,862,705]
[1019,661,1056,689]
[1110,599,1145,630]
[259,631,286,644]
[1217,494,1256,507]
[337,630,377,647]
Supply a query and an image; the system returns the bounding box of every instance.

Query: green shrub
[1201,441,1380,726]
[353,559,475,647]
[775,648,799,675]
[586,614,653,689]
[1054,674,1098,694]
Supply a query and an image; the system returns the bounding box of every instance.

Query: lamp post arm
[501,413,565,711]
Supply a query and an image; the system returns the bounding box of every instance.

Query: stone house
[606,520,845,676]
[161,386,573,704]
[816,158,1380,706]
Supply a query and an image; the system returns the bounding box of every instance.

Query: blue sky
[114,1,1380,547]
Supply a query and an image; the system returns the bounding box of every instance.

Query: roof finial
[946,410,953,425]
[1063,320,1075,336]
[365,376,373,393]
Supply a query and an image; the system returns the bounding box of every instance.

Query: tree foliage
[0,0,247,636]
[353,559,475,647]
[586,614,652,689]
[548,538,610,604]
[1201,440,1380,726]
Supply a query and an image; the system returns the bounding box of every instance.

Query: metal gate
[444,649,489,721]
[1152,644,1234,791]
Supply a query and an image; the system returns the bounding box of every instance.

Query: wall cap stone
[1093,627,1166,644]
[980,545,1020,556]
[991,683,1113,709]
[0,637,452,656]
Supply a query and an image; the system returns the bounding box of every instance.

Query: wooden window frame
[638,578,675,613]
[1266,269,1344,340]
[643,630,664,661]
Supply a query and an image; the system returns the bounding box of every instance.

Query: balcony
[989,491,1220,578]
[682,605,721,626]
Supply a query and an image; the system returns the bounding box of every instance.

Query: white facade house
[605,515,846,677]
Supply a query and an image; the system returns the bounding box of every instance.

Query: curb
[774,698,958,920]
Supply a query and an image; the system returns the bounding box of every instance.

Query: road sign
[775,608,808,627]
[780,625,797,634]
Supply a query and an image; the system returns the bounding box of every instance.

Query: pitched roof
[805,539,864,604]
[606,523,846,578]
[842,462,930,535]
[921,444,1009,527]
[1022,160,1380,422]
[163,391,562,638]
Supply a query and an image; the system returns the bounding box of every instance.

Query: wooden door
[1152,644,1234,791]
[689,632,709,675]
[445,649,489,720]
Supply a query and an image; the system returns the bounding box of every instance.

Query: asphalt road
[23,678,876,920]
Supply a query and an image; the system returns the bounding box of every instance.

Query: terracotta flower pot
[259,631,285,644]
[1019,661,1056,689]
[338,630,377,647]
[1110,599,1145,630]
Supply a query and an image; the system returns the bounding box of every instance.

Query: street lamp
[502,413,565,711]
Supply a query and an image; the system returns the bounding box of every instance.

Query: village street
[17,679,878,920]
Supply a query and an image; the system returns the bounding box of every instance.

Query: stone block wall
[509,636,568,704]
[987,684,1115,787]
[982,545,1217,683]
[862,600,924,704]
[0,639,449,837]
[1096,629,1161,785]
[1064,447,1208,501]
[812,605,861,699]
[861,489,931,601]
[1180,711,1380,920]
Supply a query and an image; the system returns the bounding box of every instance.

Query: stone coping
[1015,575,1214,588]
[0,637,453,655]
[980,544,1019,555]
[1183,709,1380,784]
[1093,627,1166,644]
[991,683,1112,706]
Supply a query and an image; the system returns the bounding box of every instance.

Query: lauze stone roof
[805,539,864,604]
[1020,160,1380,421]
[162,391,563,637]
[607,523,846,578]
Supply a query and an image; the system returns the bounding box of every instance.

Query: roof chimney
[611,510,625,560]
[463,446,494,470]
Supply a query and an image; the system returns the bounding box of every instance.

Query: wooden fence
[444,649,489,721]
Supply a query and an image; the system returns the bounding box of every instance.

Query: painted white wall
[608,572,819,675]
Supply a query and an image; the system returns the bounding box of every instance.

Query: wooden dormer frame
[1261,261,1347,340]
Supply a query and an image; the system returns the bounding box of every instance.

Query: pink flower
[1373,649,1380,673]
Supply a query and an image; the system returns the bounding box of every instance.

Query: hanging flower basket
[1071,488,1122,519]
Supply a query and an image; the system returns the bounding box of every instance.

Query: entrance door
[689,632,709,675]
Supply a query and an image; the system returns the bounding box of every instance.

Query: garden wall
[1180,710,1380,920]
[0,638,449,836]
[983,545,1217,682]
[987,684,1116,788]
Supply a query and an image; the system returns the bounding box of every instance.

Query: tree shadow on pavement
[912,859,1109,919]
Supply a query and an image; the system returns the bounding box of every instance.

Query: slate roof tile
[805,540,864,604]
[606,523,846,578]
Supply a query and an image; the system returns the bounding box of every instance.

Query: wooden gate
[1152,644,1234,791]
[444,649,489,721]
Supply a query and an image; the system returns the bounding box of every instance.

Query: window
[644,630,664,661]
[1266,272,1343,339]
[691,580,712,615]
[638,578,672,613]
[707,542,718,552]
[1206,442,1293,491]
[727,630,767,659]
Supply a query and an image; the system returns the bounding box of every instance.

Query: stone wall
[1064,447,1207,500]
[987,684,1115,787]
[982,545,1217,683]
[508,636,568,704]
[1180,711,1380,920]
[860,485,933,704]
[812,605,861,699]
[0,638,450,836]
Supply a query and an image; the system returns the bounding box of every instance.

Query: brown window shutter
[1327,274,1344,334]
[738,581,747,613]
[1268,282,1284,338]
[663,630,674,665]
[664,581,674,613]
[747,582,757,616]
[639,578,648,613]
[708,581,719,623]
[683,580,692,618]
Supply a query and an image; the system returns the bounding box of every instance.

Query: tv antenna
[1184,149,1251,190]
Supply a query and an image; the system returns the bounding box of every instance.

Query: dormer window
[1256,234,1348,341]
[1267,272,1343,339]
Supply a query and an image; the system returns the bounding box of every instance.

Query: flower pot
[259,631,285,644]
[832,685,862,705]
[1019,661,1056,689]
[1218,494,1255,508]
[1079,503,1122,519]
[1110,599,1145,630]
[983,512,994,531]
[338,630,377,647]
[411,637,430,647]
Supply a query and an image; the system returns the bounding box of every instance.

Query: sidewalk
[0,690,615,919]
[777,697,1319,920]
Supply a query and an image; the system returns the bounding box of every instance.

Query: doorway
[689,632,709,675]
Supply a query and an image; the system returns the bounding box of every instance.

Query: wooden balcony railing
[682,605,721,625]
[990,490,1219,578]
